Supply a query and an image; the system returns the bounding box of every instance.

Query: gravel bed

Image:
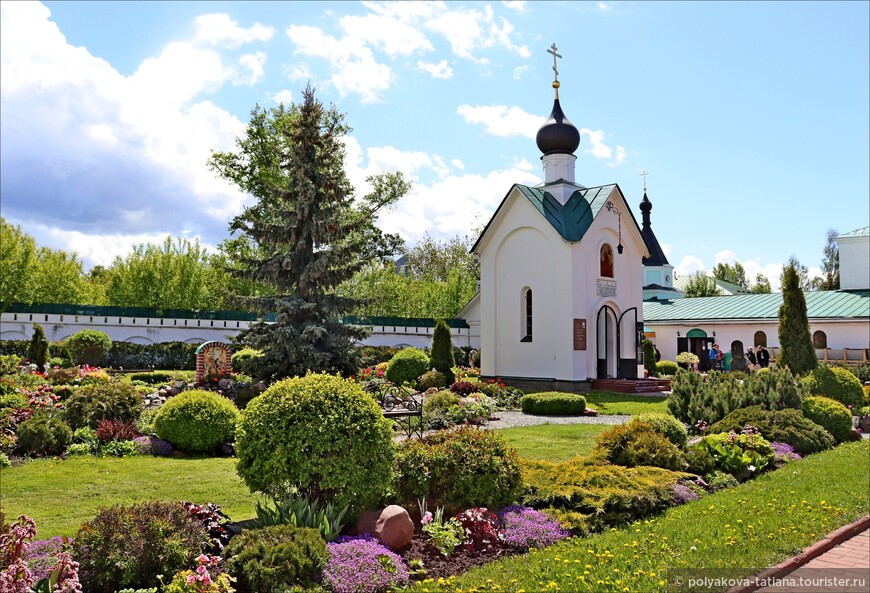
[483,410,631,430]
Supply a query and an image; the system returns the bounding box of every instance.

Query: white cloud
[193,13,274,48]
[674,255,706,278]
[457,104,542,138]
[425,5,530,62]
[283,62,312,83]
[234,52,267,86]
[339,14,434,57]
[513,64,529,80]
[501,1,528,12]
[609,145,627,167]
[597,2,611,11]
[417,59,453,79]
[451,158,465,170]
[272,89,295,105]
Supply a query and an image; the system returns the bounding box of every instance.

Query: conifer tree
[430,319,456,384]
[777,262,817,375]
[208,87,409,381]
[27,323,50,370]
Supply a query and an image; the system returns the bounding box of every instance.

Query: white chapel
[462,46,650,385]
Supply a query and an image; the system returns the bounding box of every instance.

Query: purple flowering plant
[133,435,172,456]
[770,441,802,467]
[499,506,569,550]
[671,484,701,505]
[324,535,410,593]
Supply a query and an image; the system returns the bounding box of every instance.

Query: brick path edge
[727,514,870,593]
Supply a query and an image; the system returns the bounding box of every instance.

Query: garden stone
[356,505,414,550]
[424,387,439,395]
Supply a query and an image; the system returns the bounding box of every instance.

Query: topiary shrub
[801,365,864,410]
[593,422,688,471]
[63,329,112,366]
[394,426,523,514]
[520,392,586,416]
[73,501,208,593]
[668,365,804,425]
[63,382,143,430]
[27,324,50,370]
[643,340,657,377]
[656,360,679,376]
[385,348,429,385]
[154,390,240,454]
[631,413,688,447]
[15,415,72,456]
[418,370,448,391]
[231,347,263,375]
[430,319,456,385]
[801,396,853,443]
[707,405,835,455]
[224,524,328,593]
[235,374,394,513]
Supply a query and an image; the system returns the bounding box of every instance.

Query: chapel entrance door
[596,305,617,379]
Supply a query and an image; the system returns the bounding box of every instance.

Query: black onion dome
[536,99,580,156]
[639,192,670,266]
[640,193,652,215]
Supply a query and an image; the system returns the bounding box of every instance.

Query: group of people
[707,343,770,371]
[746,345,770,370]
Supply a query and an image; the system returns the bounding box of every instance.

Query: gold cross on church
[640,170,649,193]
[548,43,562,83]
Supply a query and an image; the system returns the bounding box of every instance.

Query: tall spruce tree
[430,319,456,384]
[777,262,817,375]
[27,323,50,370]
[208,87,409,381]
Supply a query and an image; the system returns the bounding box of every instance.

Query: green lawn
[0,456,259,538]
[582,390,670,415]
[496,423,610,462]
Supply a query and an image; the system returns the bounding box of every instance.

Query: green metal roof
[643,290,870,322]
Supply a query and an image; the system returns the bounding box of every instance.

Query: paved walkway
[741,519,870,593]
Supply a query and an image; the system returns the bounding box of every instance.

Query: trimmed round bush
[631,413,688,447]
[231,347,263,374]
[593,422,688,471]
[520,392,586,416]
[801,365,864,410]
[63,329,111,366]
[385,347,429,385]
[16,415,72,456]
[707,405,835,455]
[418,370,448,390]
[224,524,328,593]
[63,382,143,430]
[802,396,853,443]
[73,501,208,593]
[154,390,240,454]
[656,360,679,376]
[235,374,394,512]
[394,426,523,514]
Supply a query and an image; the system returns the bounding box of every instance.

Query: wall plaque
[597,280,617,297]
[573,319,587,351]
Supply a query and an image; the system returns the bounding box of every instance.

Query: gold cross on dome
[640,170,649,192]
[547,43,562,83]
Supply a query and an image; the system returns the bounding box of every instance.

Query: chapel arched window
[600,244,614,278]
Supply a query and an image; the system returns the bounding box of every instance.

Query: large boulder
[356,505,414,550]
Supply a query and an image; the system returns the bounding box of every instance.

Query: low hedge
[154,390,240,453]
[521,392,586,416]
[707,405,836,455]
[801,365,865,410]
[656,360,679,376]
[521,458,690,533]
[802,396,853,443]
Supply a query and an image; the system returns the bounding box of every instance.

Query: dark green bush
[707,405,835,455]
[418,370,448,390]
[16,415,72,456]
[643,340,657,377]
[801,365,864,410]
[27,324,50,370]
[0,353,23,374]
[631,413,688,447]
[154,390,240,453]
[0,391,27,410]
[802,396,853,443]
[705,470,739,491]
[103,341,198,370]
[520,392,586,416]
[73,501,208,593]
[593,422,688,471]
[848,362,870,384]
[394,426,523,514]
[128,372,177,384]
[231,347,263,374]
[430,319,456,385]
[385,347,430,385]
[521,458,687,532]
[668,366,804,425]
[684,446,716,476]
[64,329,112,366]
[656,360,679,376]
[357,345,401,369]
[225,524,328,593]
[235,374,394,512]
[63,382,143,429]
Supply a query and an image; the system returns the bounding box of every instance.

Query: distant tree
[404,233,480,283]
[818,228,840,291]
[430,319,456,384]
[712,262,748,288]
[82,265,112,305]
[30,247,88,305]
[777,262,817,375]
[750,273,772,294]
[780,256,818,291]
[683,272,722,297]
[27,323,50,369]
[208,87,409,381]
[0,218,37,307]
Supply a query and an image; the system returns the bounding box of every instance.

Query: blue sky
[1,1,867,291]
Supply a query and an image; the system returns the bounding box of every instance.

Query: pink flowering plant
[161,555,233,593]
[0,514,82,593]
[324,534,409,593]
[447,394,496,425]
